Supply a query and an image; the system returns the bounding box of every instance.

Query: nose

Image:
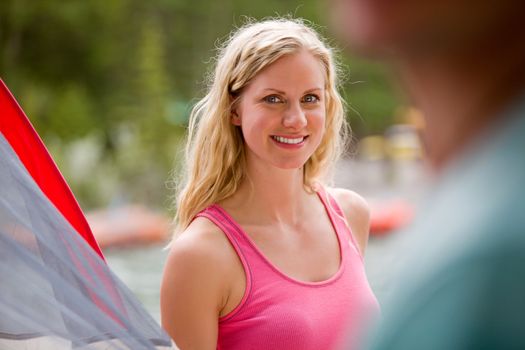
[282,102,307,130]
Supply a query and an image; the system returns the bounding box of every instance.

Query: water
[105,245,169,322]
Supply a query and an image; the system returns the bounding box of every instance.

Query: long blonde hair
[173,18,349,234]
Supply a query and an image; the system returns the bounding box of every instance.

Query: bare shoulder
[170,216,230,253]
[328,187,370,219]
[164,217,234,283]
[161,216,238,317]
[161,217,236,348]
[327,187,371,255]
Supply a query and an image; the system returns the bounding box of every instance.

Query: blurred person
[160,18,379,350]
[331,0,525,348]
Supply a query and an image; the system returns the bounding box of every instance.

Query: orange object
[369,199,414,236]
[86,205,172,248]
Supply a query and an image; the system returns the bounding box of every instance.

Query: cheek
[307,109,327,148]
[310,109,326,133]
[246,112,271,131]
[239,110,273,145]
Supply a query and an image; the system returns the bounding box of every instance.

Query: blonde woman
[161,18,379,350]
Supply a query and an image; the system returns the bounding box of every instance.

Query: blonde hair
[173,18,349,234]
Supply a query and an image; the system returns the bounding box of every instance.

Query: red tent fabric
[0,79,103,258]
[0,79,174,348]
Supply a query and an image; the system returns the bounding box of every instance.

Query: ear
[229,93,242,126]
[231,111,242,126]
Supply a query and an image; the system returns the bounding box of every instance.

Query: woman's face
[233,50,326,170]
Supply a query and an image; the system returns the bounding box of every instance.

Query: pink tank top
[196,188,380,350]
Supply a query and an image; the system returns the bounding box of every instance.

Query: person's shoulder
[162,216,236,310]
[161,217,235,348]
[166,217,232,271]
[370,245,525,350]
[326,187,371,254]
[327,187,370,223]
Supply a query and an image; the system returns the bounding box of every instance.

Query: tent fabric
[0,79,102,258]
[0,81,175,349]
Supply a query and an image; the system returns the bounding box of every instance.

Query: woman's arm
[330,188,371,256]
[161,218,230,350]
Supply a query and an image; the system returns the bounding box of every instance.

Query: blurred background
[1,0,425,322]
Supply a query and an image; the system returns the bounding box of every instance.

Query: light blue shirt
[366,95,525,350]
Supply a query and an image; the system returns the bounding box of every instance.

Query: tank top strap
[195,204,254,276]
[316,186,364,260]
[195,204,253,255]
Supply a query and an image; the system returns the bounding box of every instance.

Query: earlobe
[231,112,241,126]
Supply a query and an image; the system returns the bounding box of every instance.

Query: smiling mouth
[271,135,308,145]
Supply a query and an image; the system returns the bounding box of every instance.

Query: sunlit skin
[161,49,371,350]
[232,49,326,171]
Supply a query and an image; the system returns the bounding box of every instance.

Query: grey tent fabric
[0,134,175,349]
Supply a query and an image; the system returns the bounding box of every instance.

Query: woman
[161,18,379,350]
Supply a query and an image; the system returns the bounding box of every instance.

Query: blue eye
[302,94,320,103]
[263,95,283,104]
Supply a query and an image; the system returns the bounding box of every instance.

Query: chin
[272,159,309,170]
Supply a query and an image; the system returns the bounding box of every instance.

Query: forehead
[246,50,326,93]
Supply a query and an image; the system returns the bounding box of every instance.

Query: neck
[222,154,313,226]
[395,26,525,171]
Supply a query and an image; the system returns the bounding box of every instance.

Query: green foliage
[341,55,401,135]
[0,0,400,209]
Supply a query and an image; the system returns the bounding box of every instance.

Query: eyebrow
[262,87,323,94]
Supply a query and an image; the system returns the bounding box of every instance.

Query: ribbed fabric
[196,187,379,350]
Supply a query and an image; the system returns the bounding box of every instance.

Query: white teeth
[272,136,305,144]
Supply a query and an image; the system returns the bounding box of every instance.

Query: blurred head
[331,0,525,57]
[331,0,525,170]
[174,18,348,233]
